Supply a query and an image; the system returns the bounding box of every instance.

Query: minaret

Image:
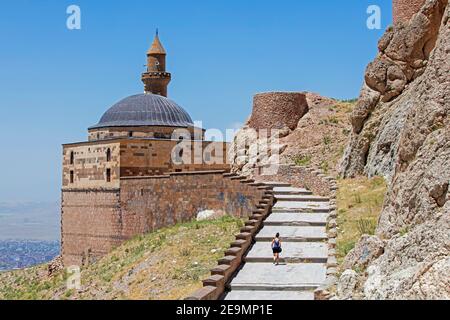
[141,30,172,97]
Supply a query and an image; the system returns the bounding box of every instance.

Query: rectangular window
[70,170,74,184]
[106,168,111,182]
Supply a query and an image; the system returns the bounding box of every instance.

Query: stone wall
[119,171,266,237]
[120,140,229,177]
[62,142,120,189]
[62,171,267,266]
[61,188,122,266]
[393,0,426,23]
[88,126,202,142]
[248,92,309,131]
[63,139,230,190]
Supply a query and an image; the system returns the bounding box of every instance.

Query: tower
[141,30,172,97]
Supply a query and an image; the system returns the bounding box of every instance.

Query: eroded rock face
[341,0,448,180]
[340,0,450,300]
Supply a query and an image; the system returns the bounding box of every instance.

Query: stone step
[255,226,327,242]
[228,263,326,291]
[259,181,291,188]
[244,242,328,263]
[273,201,331,213]
[274,195,329,202]
[225,290,314,301]
[264,212,328,227]
[273,187,312,196]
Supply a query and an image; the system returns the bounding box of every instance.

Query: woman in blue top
[272,233,282,265]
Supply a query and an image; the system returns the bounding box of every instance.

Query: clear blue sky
[0,0,392,202]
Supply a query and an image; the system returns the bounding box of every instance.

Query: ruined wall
[248,92,309,131]
[62,171,266,266]
[393,0,426,23]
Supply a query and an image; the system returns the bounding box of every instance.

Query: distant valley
[0,202,60,271]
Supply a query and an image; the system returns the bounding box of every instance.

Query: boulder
[337,270,359,300]
[342,235,385,271]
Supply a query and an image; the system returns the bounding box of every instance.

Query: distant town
[0,240,60,271]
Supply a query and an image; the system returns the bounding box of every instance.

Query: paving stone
[273,187,312,195]
[273,201,331,213]
[225,290,315,301]
[229,263,327,291]
[264,212,328,226]
[255,225,327,242]
[245,242,328,263]
[275,195,329,202]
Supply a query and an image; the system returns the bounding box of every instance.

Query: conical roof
[147,31,166,55]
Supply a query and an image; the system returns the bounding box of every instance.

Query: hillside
[0,216,244,300]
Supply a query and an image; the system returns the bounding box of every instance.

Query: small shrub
[356,218,377,236]
[323,136,332,145]
[399,226,409,236]
[320,161,330,173]
[180,248,191,257]
[293,155,311,166]
[328,116,339,124]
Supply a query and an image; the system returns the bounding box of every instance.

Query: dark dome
[89,94,194,129]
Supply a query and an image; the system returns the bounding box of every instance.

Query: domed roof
[89,94,194,129]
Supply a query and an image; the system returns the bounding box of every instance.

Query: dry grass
[0,215,244,300]
[336,177,387,264]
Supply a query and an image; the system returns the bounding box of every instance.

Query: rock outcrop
[341,0,448,180]
[230,92,353,177]
[339,0,449,300]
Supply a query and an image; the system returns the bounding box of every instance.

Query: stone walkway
[225,182,330,301]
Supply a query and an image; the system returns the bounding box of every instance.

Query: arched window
[106,169,111,183]
[106,148,111,162]
[70,151,74,165]
[70,170,74,184]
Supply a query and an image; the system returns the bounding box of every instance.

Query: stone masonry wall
[61,189,122,266]
[62,171,266,266]
[393,0,426,23]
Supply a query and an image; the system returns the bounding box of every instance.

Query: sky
[0,0,392,202]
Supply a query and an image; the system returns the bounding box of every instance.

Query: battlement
[393,0,426,24]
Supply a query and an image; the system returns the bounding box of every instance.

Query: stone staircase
[225,181,331,300]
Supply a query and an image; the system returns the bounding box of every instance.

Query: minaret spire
[141,30,171,97]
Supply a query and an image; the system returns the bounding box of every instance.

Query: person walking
[272,233,282,265]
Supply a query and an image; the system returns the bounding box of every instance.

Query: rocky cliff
[339,0,449,299]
